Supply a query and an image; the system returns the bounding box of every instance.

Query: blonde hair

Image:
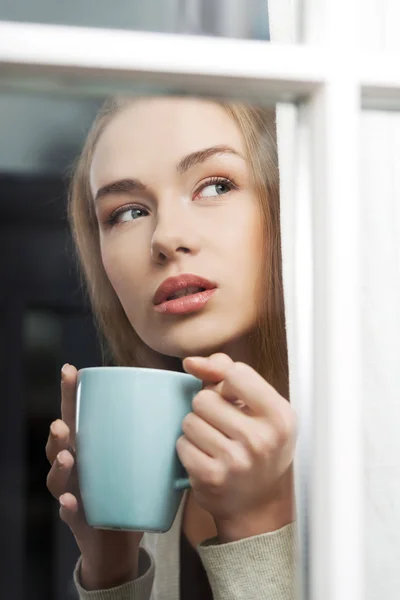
[68,97,289,396]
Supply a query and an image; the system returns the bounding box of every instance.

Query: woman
[45,96,298,599]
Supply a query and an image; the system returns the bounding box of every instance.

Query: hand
[177,353,297,542]
[45,364,143,590]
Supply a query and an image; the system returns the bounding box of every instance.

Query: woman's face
[90,98,264,361]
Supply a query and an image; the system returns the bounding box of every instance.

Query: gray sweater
[73,494,297,599]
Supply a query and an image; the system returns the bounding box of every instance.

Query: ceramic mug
[75,366,202,532]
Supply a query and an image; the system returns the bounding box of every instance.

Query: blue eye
[195,177,237,200]
[107,205,148,226]
[119,208,145,222]
[200,182,230,198]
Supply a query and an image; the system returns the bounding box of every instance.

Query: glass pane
[358,3,400,598]
[0,94,102,175]
[0,85,300,599]
[360,0,400,51]
[360,109,400,600]
[0,0,270,40]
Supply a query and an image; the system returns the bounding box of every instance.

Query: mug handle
[173,477,191,490]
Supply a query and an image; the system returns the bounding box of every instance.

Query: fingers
[58,492,85,531]
[46,447,75,500]
[182,354,234,388]
[60,364,78,447]
[184,354,286,417]
[176,436,223,489]
[218,362,285,417]
[191,388,250,441]
[181,411,231,458]
[45,426,87,532]
[45,364,87,537]
[45,419,71,465]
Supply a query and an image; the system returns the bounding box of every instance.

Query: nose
[150,208,200,265]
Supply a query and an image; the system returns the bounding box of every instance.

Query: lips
[153,274,217,306]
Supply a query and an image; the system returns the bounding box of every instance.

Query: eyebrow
[176,144,244,174]
[94,145,244,203]
[94,178,148,203]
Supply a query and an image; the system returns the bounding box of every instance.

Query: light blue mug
[75,367,203,533]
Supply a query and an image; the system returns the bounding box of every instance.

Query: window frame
[1,5,395,598]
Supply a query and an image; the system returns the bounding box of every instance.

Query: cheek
[230,207,263,272]
[100,241,138,302]
[101,241,118,282]
[236,211,265,305]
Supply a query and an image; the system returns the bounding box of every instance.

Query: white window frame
[1,3,398,598]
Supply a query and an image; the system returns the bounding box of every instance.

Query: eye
[195,177,237,200]
[106,205,148,226]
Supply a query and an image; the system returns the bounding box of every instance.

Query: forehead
[90,98,245,189]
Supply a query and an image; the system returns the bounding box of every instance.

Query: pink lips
[153,274,217,315]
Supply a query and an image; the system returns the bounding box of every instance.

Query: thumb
[183,353,234,388]
[183,354,245,407]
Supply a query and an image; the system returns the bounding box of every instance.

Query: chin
[148,323,248,362]
[135,310,258,364]
[155,338,223,361]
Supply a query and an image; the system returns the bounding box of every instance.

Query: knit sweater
[73,493,298,600]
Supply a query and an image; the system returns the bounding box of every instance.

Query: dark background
[0,173,102,599]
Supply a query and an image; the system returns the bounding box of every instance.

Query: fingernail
[56,452,65,467]
[59,495,66,507]
[50,422,57,438]
[61,364,69,381]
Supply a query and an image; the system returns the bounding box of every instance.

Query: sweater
[73,493,298,599]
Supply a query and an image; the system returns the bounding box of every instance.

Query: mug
[75,366,203,533]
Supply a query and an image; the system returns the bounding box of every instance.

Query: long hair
[68,97,289,397]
